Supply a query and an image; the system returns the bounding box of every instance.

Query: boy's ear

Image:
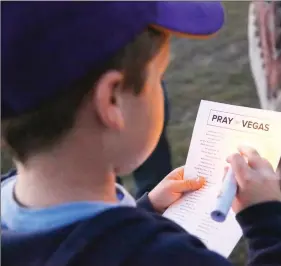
[93,71,125,130]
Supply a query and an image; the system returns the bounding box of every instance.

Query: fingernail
[226,155,231,162]
[186,177,206,190]
[197,176,206,188]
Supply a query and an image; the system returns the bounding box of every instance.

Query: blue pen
[211,167,237,222]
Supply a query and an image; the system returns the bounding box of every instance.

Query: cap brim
[152,2,224,39]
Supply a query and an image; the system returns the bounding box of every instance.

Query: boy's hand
[227,145,281,214]
[148,166,205,213]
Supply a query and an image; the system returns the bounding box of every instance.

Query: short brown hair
[2,28,167,163]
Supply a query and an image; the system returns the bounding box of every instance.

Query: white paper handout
[163,100,281,258]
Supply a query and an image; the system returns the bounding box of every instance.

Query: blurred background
[0,2,268,265]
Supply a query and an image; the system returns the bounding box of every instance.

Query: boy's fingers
[171,177,206,193]
[238,145,260,157]
[185,177,206,191]
[238,145,263,169]
[227,153,249,186]
[258,158,275,171]
[238,145,273,170]
[166,166,184,180]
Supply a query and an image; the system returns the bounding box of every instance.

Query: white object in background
[248,2,281,111]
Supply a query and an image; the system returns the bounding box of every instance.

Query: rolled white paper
[211,168,237,222]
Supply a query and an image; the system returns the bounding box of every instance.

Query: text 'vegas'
[211,115,269,131]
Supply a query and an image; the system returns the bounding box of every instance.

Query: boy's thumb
[172,177,205,193]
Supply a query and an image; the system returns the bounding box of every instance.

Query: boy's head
[2,2,224,175]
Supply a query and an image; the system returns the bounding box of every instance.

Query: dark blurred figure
[117,81,172,198]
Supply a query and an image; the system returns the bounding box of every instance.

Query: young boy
[2,2,281,266]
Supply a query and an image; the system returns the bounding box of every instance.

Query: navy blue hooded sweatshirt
[2,178,281,266]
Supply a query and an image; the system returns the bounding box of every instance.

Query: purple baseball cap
[2,1,224,119]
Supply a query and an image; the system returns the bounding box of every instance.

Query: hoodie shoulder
[2,206,231,266]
